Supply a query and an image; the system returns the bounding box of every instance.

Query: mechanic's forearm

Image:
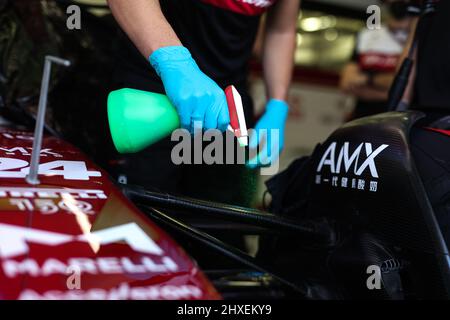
[262,0,300,101]
[107,0,181,58]
[263,32,296,100]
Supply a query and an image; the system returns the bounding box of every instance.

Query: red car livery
[0,128,220,300]
[202,0,277,15]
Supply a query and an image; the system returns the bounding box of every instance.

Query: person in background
[340,0,414,119]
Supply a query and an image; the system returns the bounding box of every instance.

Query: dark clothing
[414,0,450,110]
[115,0,274,94]
[352,100,388,120]
[108,79,258,206]
[113,0,280,120]
[111,0,280,205]
[160,0,262,88]
[118,134,259,207]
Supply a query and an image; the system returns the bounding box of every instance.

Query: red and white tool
[225,85,248,147]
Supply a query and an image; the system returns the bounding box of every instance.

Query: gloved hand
[247,99,289,169]
[149,46,230,133]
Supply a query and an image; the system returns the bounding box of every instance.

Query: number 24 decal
[0,158,101,181]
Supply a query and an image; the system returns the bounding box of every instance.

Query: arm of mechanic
[248,0,300,168]
[107,0,229,132]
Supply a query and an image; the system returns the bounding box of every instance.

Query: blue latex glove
[247,99,289,169]
[149,46,230,133]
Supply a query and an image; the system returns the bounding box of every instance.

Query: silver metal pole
[26,56,71,185]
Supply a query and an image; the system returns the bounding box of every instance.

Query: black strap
[387,0,438,111]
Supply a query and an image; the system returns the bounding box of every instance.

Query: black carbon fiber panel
[309,111,450,298]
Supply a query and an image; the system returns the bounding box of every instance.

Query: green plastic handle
[108,88,180,154]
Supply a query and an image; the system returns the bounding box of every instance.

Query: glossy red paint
[201,0,276,16]
[0,127,220,300]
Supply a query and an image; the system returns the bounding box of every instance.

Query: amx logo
[317,142,389,178]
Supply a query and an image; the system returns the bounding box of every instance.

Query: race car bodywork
[1,0,449,301]
[0,127,219,300]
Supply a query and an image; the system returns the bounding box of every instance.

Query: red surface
[0,127,220,300]
[225,86,240,134]
[201,0,276,16]
[425,127,450,137]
